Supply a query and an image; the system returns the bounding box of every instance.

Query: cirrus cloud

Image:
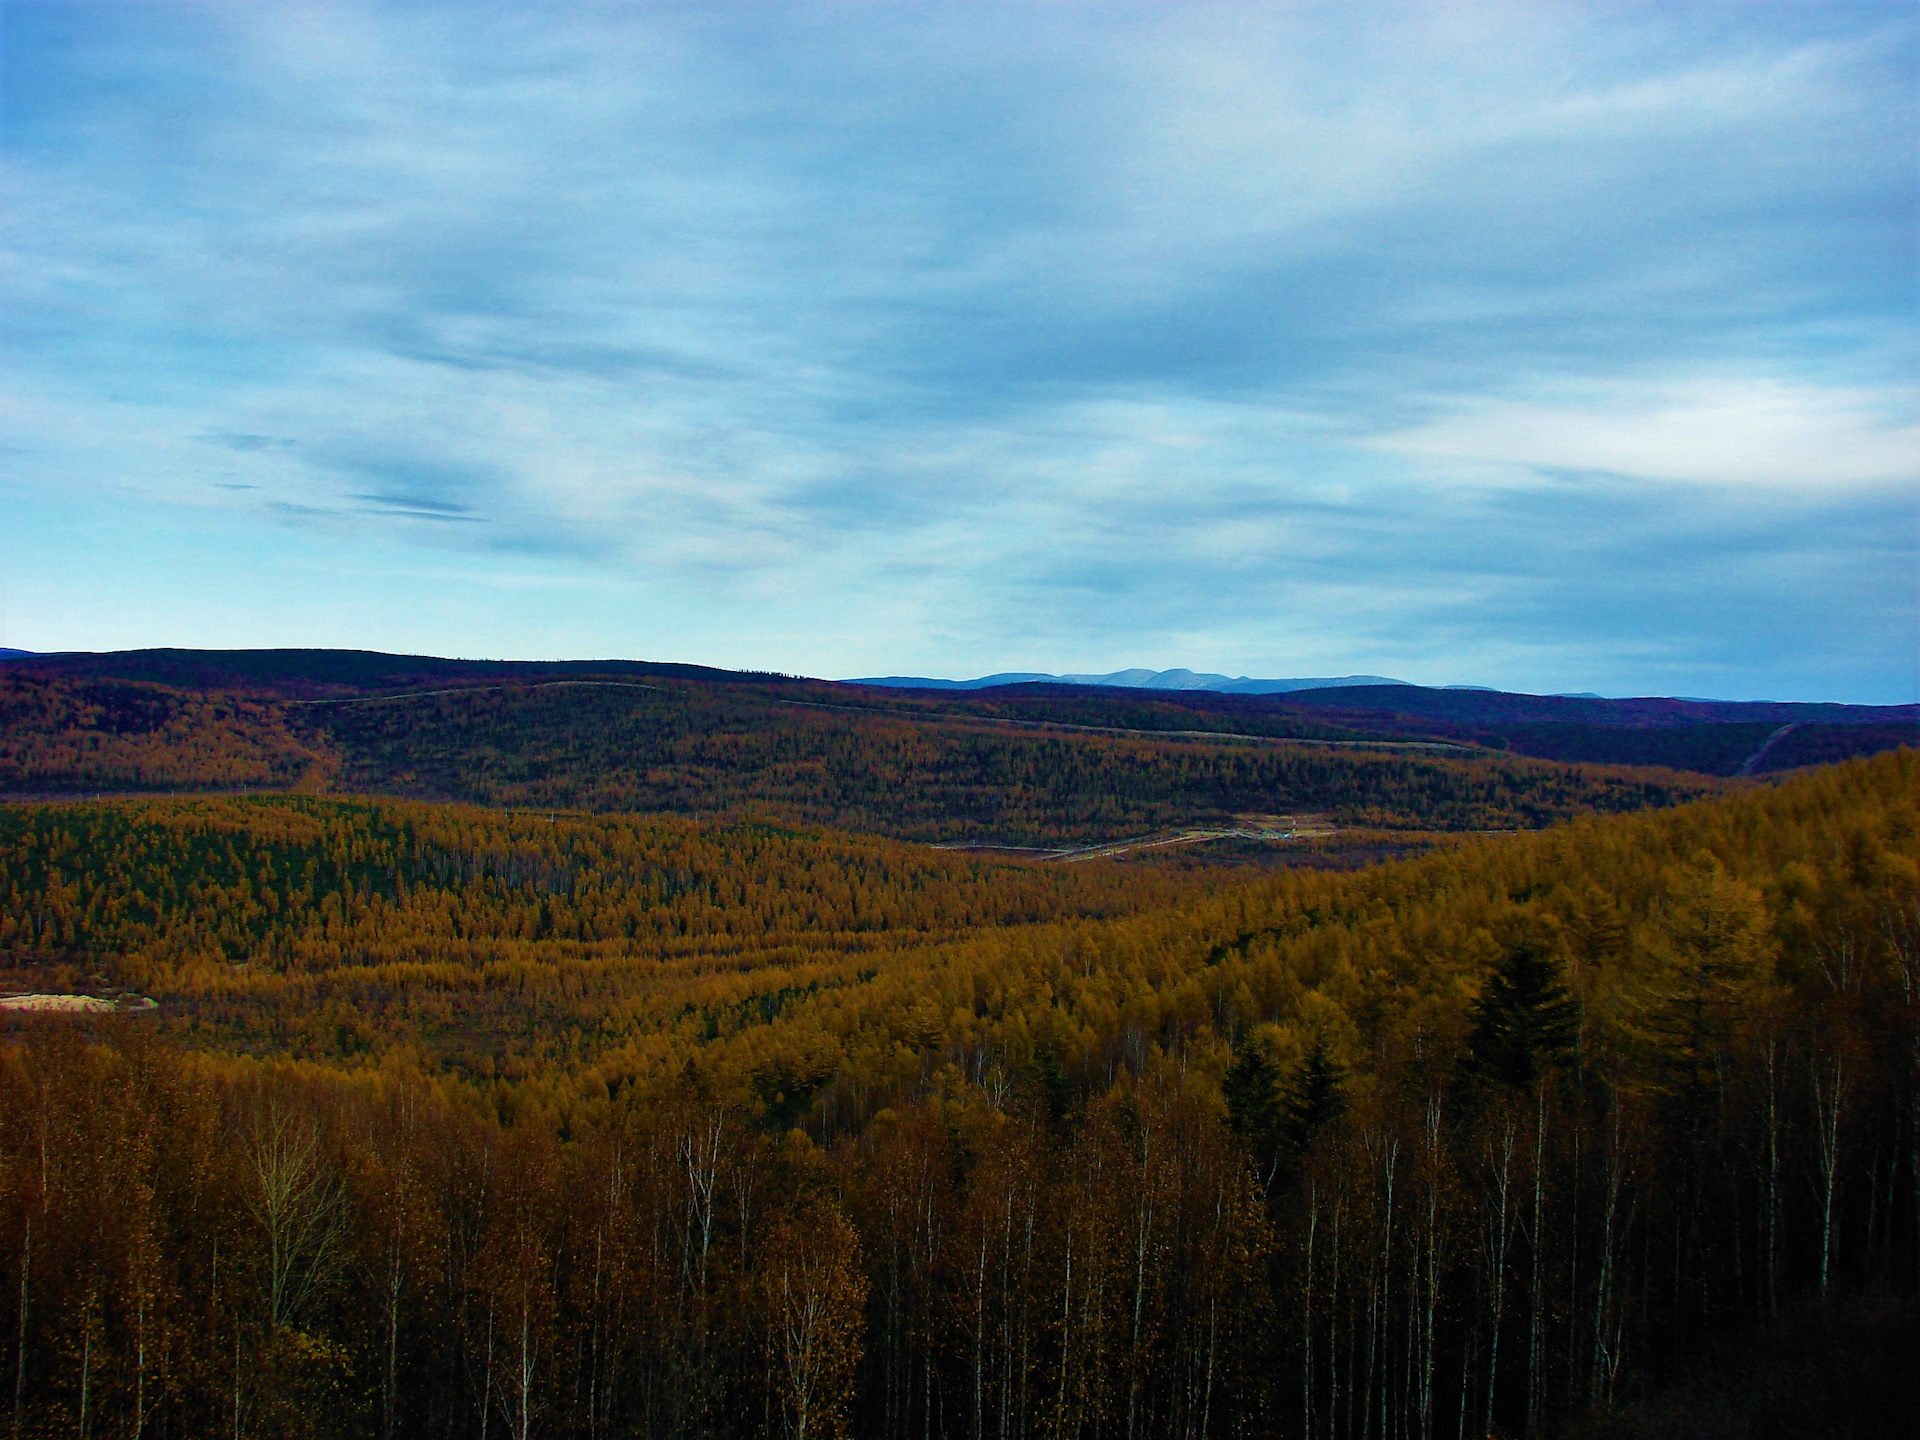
[1369,378,1918,488]
[1,1,1913,701]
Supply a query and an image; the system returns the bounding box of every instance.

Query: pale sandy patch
[0,994,117,1013]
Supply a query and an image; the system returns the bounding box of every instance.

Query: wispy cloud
[2,1,1913,699]
[1370,379,1919,489]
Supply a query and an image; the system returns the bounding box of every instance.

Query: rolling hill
[0,651,1746,845]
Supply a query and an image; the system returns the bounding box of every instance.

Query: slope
[1,662,1720,844]
[0,753,1911,1439]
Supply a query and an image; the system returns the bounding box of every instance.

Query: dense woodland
[297,682,1721,841]
[0,674,321,795]
[850,687,1915,779]
[0,750,1914,1437]
[5,651,1911,805]
[0,797,1214,1074]
[2,672,1722,844]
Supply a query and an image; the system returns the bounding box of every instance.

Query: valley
[0,650,1913,1439]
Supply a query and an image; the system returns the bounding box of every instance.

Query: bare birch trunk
[1055,1217,1075,1440]
[1304,1180,1318,1440]
[77,1306,91,1440]
[1589,1106,1629,1409]
[1385,1139,1398,1440]
[972,1224,988,1440]
[1810,1048,1847,1293]
[1127,1169,1154,1440]
[1483,1121,1515,1440]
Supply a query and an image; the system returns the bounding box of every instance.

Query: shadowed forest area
[0,670,1732,843]
[4,653,1909,814]
[0,748,1914,1437]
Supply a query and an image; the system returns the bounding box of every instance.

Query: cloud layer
[3,1,1914,700]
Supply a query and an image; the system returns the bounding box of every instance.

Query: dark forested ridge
[3,649,1911,803]
[290,681,1713,841]
[855,681,1916,775]
[0,750,1914,1438]
[0,646,790,699]
[3,667,1724,844]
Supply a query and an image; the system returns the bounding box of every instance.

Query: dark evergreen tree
[1462,936,1581,1090]
[1222,1040,1284,1178]
[1026,1046,1081,1134]
[1225,1038,1346,1196]
[1277,1037,1347,1154]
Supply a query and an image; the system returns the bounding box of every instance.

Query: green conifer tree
[1463,938,1581,1091]
[1278,1037,1347,1153]
[1222,1041,1284,1179]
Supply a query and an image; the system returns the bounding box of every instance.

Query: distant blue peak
[845,668,1415,694]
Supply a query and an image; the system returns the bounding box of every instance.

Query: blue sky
[3,2,1914,702]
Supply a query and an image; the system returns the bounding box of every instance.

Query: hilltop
[0,648,1772,848]
[3,652,1905,824]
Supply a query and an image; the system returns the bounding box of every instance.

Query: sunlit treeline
[0,794,1210,1079]
[0,797,1186,977]
[0,751,1914,1437]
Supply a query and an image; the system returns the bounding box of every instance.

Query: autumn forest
[0,653,1914,1439]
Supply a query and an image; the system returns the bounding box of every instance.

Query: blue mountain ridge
[851,668,1415,695]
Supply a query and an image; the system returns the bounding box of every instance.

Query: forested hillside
[0,796,1213,1073]
[0,750,1912,1438]
[7,650,1911,829]
[852,682,1917,777]
[0,673,323,794]
[1,670,1720,843]
[294,681,1710,840]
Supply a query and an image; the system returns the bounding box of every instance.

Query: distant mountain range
[848,667,1620,699]
[2,648,1911,779]
[850,668,1415,694]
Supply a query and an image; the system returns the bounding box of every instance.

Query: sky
[2,1,1915,703]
